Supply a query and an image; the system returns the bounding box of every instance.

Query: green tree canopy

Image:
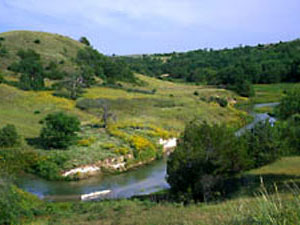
[276,88,300,119]
[167,121,249,201]
[40,112,80,149]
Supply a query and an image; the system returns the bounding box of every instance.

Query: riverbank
[6,155,300,225]
[61,137,177,179]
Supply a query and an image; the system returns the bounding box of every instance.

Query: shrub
[130,135,156,160]
[77,137,96,147]
[0,182,44,225]
[167,121,249,201]
[193,91,199,96]
[33,154,67,180]
[34,39,41,44]
[40,112,81,149]
[115,147,131,155]
[0,124,19,147]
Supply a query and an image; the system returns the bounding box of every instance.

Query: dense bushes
[76,46,135,84]
[9,49,45,90]
[0,124,19,147]
[167,121,249,201]
[0,182,45,225]
[40,112,80,149]
[276,88,300,119]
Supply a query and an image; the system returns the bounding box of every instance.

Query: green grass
[254,106,274,114]
[0,74,249,178]
[250,157,300,177]
[0,30,84,73]
[253,83,300,104]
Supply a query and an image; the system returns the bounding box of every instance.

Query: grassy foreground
[5,156,300,225]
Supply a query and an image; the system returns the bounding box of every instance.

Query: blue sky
[0,0,299,55]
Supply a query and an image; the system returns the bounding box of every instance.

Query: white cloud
[3,0,200,27]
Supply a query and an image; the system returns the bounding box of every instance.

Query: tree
[276,88,300,119]
[59,73,84,100]
[9,49,45,90]
[232,80,255,97]
[0,73,4,83]
[40,112,80,149]
[242,121,280,168]
[280,114,300,154]
[99,101,116,128]
[0,124,19,147]
[79,36,91,46]
[167,121,249,201]
[76,98,116,128]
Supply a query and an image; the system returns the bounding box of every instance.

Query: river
[16,102,279,201]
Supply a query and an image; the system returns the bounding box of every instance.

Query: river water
[16,102,278,201]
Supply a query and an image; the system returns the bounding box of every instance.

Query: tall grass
[228,178,300,225]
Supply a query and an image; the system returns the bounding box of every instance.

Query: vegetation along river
[16,102,279,201]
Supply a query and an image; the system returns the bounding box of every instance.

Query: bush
[0,182,44,225]
[0,124,19,147]
[34,39,41,44]
[231,80,255,97]
[40,112,81,149]
[167,121,249,201]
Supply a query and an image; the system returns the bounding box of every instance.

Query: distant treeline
[118,39,300,96]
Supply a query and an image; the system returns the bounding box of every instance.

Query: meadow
[0,74,249,179]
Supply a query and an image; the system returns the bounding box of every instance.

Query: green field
[253,83,300,104]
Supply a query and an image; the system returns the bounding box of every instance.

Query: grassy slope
[253,83,300,104]
[0,74,248,171]
[0,30,84,73]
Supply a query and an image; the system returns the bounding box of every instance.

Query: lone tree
[0,124,19,148]
[167,120,249,202]
[40,112,80,149]
[76,98,116,128]
[63,74,84,100]
[79,37,91,46]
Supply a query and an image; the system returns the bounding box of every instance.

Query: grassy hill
[0,30,85,73]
